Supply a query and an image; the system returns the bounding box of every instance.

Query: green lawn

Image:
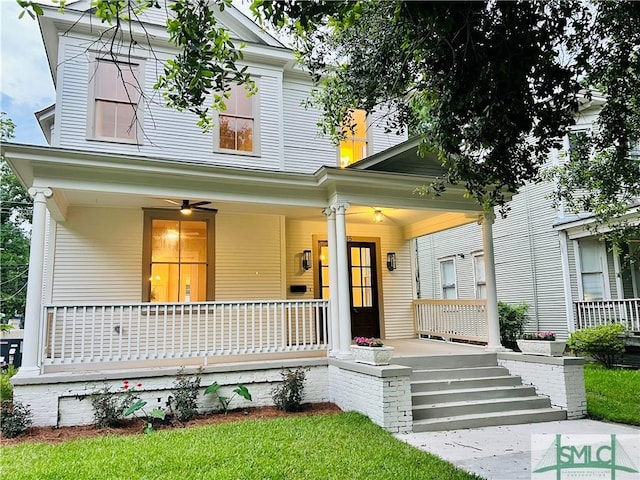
[584,363,640,425]
[0,412,482,480]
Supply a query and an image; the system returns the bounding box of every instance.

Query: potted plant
[350,337,394,365]
[516,331,566,357]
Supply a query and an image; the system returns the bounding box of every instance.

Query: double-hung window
[339,109,368,167]
[142,210,216,303]
[89,58,143,143]
[578,239,606,301]
[439,258,457,299]
[217,84,256,154]
[473,253,486,299]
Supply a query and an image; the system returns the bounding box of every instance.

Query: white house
[414,97,640,341]
[2,1,584,431]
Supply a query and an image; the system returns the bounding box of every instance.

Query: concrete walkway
[396,420,640,480]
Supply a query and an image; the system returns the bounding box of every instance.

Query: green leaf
[234,384,252,401]
[204,382,221,395]
[123,399,146,416]
[151,407,165,420]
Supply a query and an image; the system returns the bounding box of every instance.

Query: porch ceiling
[2,142,482,234]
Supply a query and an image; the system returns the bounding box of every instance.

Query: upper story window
[217,84,257,154]
[88,58,143,144]
[339,109,368,167]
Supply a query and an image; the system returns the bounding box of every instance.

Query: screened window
[143,211,215,302]
[440,259,457,299]
[90,59,142,142]
[473,253,486,299]
[219,84,254,153]
[579,240,605,301]
[339,109,368,167]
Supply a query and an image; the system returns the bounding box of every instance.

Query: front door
[348,242,380,338]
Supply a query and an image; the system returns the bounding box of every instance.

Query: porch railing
[413,299,488,343]
[41,300,328,366]
[574,298,640,332]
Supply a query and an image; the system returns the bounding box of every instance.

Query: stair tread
[413,407,566,425]
[412,395,547,409]
[411,375,518,384]
[412,385,532,397]
[412,366,504,373]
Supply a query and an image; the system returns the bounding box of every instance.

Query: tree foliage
[1,113,32,320]
[16,1,640,231]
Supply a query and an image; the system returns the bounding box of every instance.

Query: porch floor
[385,338,486,357]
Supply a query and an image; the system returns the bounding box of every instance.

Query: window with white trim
[339,109,368,167]
[439,258,457,299]
[473,253,486,299]
[216,84,257,154]
[578,239,606,301]
[89,58,143,143]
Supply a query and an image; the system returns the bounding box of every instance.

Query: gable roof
[348,137,448,177]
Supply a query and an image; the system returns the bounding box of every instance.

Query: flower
[353,336,384,347]
[522,331,556,341]
[136,383,143,388]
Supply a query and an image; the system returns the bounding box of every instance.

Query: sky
[0,0,56,145]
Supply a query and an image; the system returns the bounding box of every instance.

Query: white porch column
[333,202,353,358]
[480,211,505,351]
[324,207,340,356]
[19,187,53,375]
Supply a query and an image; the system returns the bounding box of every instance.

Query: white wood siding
[286,219,414,339]
[415,180,569,335]
[215,213,283,300]
[282,80,335,172]
[51,207,143,303]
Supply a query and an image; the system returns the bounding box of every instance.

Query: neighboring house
[3,2,514,429]
[415,98,640,340]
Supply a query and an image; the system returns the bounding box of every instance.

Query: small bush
[272,368,308,412]
[0,365,18,401]
[90,381,140,428]
[170,367,201,422]
[1,400,32,438]
[499,301,529,347]
[568,323,626,368]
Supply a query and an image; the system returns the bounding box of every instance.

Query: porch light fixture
[180,200,192,215]
[302,250,312,271]
[387,252,397,271]
[373,209,384,223]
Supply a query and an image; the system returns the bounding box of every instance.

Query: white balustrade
[41,300,329,365]
[413,299,488,343]
[574,299,640,332]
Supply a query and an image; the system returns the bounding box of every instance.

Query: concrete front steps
[392,353,567,432]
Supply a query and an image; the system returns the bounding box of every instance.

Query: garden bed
[0,402,340,446]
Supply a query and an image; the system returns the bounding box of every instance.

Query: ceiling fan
[164,199,217,215]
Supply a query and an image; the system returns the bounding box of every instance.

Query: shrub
[568,323,626,368]
[170,367,201,423]
[0,365,17,401]
[90,381,140,428]
[272,368,308,412]
[498,301,529,347]
[0,400,32,438]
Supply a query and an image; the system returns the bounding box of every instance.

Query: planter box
[350,345,395,365]
[516,340,567,357]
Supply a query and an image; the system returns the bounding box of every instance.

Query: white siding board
[51,207,143,303]
[215,213,283,300]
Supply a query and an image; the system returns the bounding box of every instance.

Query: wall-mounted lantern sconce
[386,252,397,271]
[302,250,312,271]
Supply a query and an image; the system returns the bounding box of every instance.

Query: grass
[584,363,640,425]
[0,412,482,480]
